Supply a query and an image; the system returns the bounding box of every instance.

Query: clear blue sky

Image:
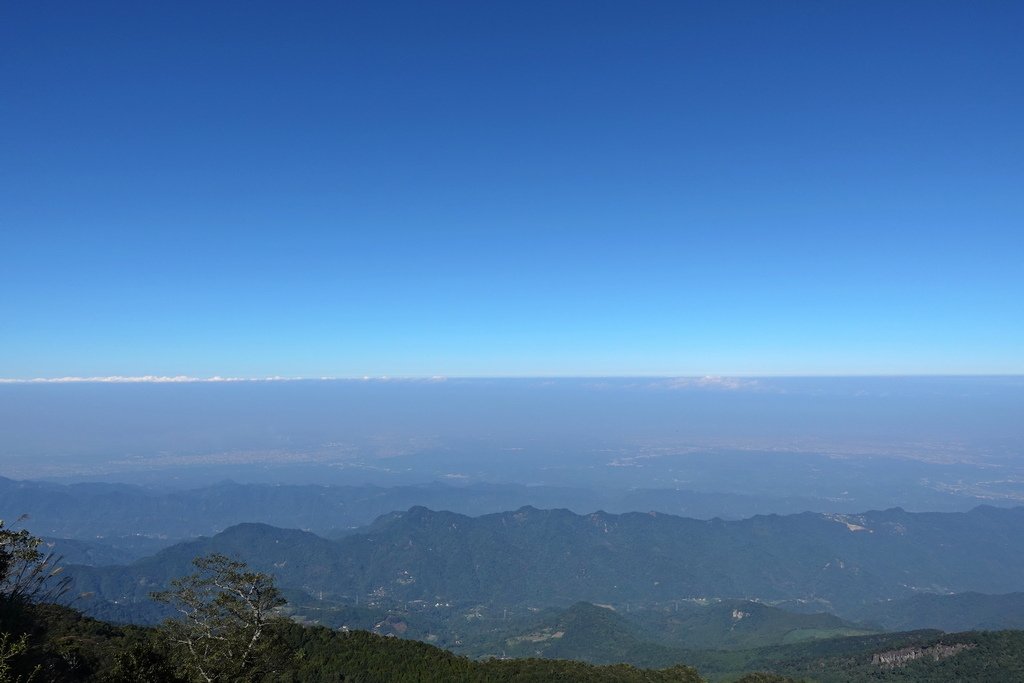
[2,1,1022,378]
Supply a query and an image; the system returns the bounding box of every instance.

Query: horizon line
[0,373,1021,385]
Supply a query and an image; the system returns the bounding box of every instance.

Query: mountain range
[2,475,933,557]
[64,503,1024,624]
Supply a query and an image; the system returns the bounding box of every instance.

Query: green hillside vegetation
[457,601,874,664]
[447,601,1024,681]
[690,629,1024,682]
[850,591,1024,632]
[465,602,688,665]
[628,600,874,650]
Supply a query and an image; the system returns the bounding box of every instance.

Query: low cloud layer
[0,375,453,384]
[655,376,764,391]
[0,375,299,384]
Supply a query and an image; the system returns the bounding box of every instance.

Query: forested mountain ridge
[334,503,1024,614]
[66,504,1024,623]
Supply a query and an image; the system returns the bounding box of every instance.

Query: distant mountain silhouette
[66,504,1024,620]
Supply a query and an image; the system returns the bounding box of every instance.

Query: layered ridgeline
[65,504,1024,624]
[0,475,903,557]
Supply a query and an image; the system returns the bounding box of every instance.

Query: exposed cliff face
[872,642,975,668]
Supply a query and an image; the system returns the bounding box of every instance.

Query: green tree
[104,640,184,683]
[0,633,38,683]
[151,554,287,682]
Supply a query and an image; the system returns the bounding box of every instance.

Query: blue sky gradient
[2,1,1022,377]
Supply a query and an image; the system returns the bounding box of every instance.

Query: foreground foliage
[1,603,708,682]
[4,600,1024,682]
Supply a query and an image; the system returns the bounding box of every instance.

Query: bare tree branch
[151,553,286,682]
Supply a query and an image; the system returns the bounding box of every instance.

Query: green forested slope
[457,601,872,663]
[696,629,1024,682]
[2,603,706,682]
[850,591,1024,632]
[5,602,1024,682]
